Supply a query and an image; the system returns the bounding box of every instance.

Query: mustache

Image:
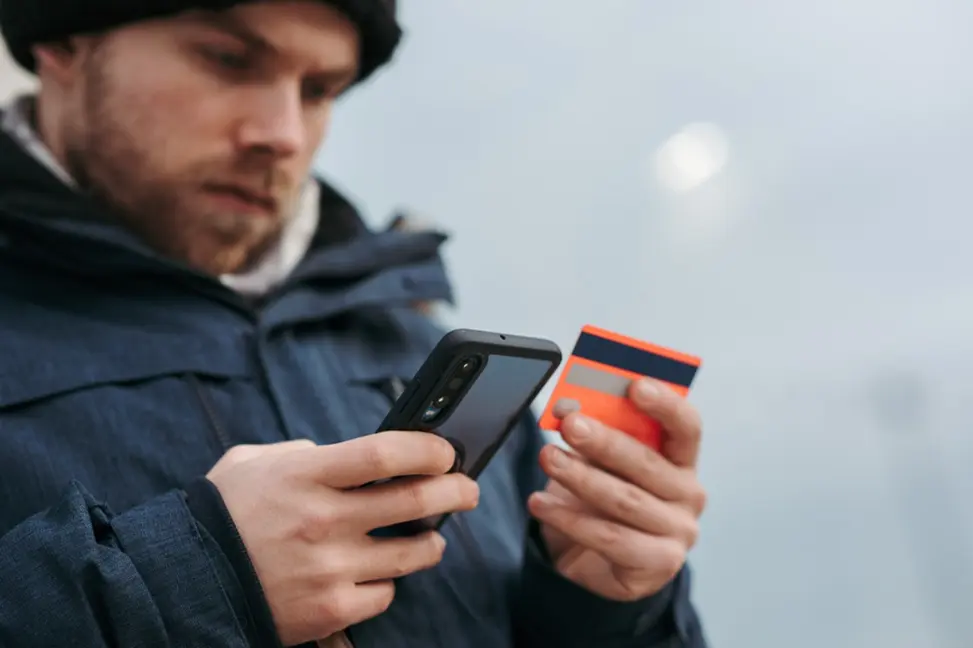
[199,163,302,214]
[208,165,296,197]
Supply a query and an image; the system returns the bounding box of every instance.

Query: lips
[204,183,277,213]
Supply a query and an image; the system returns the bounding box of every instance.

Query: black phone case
[375,328,562,534]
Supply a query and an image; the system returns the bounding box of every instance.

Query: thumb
[629,379,702,468]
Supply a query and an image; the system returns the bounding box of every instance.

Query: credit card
[538,325,702,450]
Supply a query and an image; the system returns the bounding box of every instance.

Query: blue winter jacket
[0,129,707,648]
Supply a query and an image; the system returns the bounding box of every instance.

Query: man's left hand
[529,378,706,602]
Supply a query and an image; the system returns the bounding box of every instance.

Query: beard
[61,43,300,276]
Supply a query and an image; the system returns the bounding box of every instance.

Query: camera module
[458,356,480,373]
[421,395,450,423]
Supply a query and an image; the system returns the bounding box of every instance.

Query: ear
[32,37,87,85]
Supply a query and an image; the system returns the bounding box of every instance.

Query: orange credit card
[538,325,702,450]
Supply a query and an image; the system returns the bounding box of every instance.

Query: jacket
[0,129,707,648]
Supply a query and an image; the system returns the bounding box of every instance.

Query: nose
[236,83,306,159]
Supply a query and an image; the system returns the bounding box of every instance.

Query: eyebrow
[192,11,359,80]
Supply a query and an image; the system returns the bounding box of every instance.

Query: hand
[206,433,480,646]
[528,378,706,602]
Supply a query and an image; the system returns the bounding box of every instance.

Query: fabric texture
[0,0,401,82]
[0,112,707,647]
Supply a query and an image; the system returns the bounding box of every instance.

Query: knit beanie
[0,0,401,82]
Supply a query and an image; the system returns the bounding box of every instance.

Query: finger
[558,414,701,505]
[350,473,480,530]
[318,581,396,633]
[539,446,698,543]
[629,379,702,468]
[354,531,447,582]
[545,478,600,516]
[529,491,684,570]
[300,431,456,489]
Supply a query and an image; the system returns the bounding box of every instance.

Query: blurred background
[3,1,971,645]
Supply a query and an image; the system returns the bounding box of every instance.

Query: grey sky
[318,1,973,645]
[0,1,966,643]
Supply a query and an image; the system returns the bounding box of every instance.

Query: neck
[33,92,71,177]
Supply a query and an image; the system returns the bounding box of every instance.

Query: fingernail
[532,491,559,508]
[634,379,659,401]
[552,397,581,419]
[548,447,569,469]
[569,416,591,441]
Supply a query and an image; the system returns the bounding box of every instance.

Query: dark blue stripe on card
[571,332,698,388]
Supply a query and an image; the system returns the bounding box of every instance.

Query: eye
[302,79,341,103]
[200,46,251,71]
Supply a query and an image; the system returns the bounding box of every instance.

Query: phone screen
[427,353,555,477]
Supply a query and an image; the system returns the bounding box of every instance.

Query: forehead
[174,1,360,71]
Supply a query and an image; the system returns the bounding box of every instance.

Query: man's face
[47,2,359,275]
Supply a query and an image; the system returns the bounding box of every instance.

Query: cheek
[113,75,233,175]
[293,109,333,172]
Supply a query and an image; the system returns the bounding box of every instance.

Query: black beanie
[0,0,401,82]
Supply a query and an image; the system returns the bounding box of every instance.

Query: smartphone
[374,328,562,534]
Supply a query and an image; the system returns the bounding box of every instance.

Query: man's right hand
[206,432,479,646]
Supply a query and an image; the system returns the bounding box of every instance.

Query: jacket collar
[0,122,454,317]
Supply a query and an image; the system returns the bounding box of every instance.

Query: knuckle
[616,484,646,520]
[223,444,257,464]
[374,581,396,614]
[387,549,414,579]
[295,502,339,542]
[318,587,355,625]
[640,451,663,482]
[404,480,432,515]
[310,548,347,584]
[682,517,701,548]
[363,440,396,475]
[655,395,681,422]
[594,521,623,548]
[658,541,687,578]
[689,484,708,515]
[617,579,647,602]
[395,535,445,576]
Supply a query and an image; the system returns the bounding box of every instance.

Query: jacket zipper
[188,373,234,452]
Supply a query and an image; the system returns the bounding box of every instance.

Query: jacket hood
[0,127,454,314]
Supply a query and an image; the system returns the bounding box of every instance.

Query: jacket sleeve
[0,478,282,648]
[511,412,709,648]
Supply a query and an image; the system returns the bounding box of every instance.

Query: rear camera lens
[459,357,479,373]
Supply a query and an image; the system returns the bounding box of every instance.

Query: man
[0,1,709,646]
